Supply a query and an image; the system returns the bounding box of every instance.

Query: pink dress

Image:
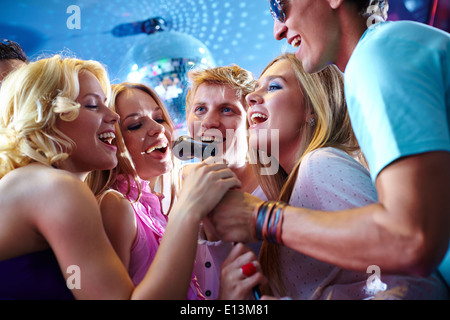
[114,175,204,300]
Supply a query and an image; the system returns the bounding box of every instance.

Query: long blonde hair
[86,82,178,213]
[255,53,365,296]
[0,55,110,179]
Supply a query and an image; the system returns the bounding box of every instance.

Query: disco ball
[117,30,216,129]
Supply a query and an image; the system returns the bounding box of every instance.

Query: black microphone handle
[172,136,217,160]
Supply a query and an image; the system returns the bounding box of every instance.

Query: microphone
[253,286,262,300]
[172,136,218,161]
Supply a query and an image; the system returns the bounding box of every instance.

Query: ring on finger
[240,262,257,277]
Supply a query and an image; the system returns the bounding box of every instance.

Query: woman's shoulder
[294,147,377,208]
[0,164,104,254]
[98,189,134,216]
[2,164,89,203]
[301,147,354,167]
[297,147,373,191]
[98,188,127,204]
[98,188,136,229]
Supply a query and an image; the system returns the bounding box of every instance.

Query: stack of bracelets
[253,201,287,245]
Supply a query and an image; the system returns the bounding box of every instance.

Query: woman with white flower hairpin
[0,55,240,299]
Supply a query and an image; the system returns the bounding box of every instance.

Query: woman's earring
[308,117,316,127]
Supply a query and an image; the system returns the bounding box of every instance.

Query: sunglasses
[269,0,286,23]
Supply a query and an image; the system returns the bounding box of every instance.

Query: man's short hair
[0,39,28,62]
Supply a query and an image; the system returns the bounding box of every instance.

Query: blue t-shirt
[344,20,450,181]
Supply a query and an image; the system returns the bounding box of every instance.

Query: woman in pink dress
[0,55,236,300]
[88,82,244,299]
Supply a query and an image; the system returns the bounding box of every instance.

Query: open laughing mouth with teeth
[142,142,169,155]
[250,112,268,125]
[291,36,301,48]
[200,136,224,144]
[98,132,115,145]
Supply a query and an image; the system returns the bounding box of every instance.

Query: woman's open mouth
[98,132,115,145]
[250,112,268,125]
[142,142,169,155]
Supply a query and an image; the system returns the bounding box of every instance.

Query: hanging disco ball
[117,30,216,129]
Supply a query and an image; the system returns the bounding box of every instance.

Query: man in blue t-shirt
[269,0,449,280]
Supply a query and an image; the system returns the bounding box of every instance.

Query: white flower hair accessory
[362,0,389,22]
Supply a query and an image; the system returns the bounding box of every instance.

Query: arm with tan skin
[210,152,450,276]
[131,160,241,299]
[1,160,239,299]
[24,169,136,300]
[99,191,136,270]
[181,163,221,242]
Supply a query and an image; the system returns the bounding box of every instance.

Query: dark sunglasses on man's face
[269,0,286,23]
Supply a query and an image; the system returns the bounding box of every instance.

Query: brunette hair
[0,39,28,62]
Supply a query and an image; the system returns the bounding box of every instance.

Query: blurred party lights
[118,30,215,129]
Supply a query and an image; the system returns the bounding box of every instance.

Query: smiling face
[116,88,173,181]
[186,83,248,165]
[246,58,310,171]
[273,0,341,73]
[55,71,119,176]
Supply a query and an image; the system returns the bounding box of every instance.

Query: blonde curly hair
[0,55,110,179]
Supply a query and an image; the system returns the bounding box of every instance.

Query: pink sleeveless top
[114,175,204,300]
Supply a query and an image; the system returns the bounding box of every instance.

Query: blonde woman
[88,82,236,299]
[211,53,449,299]
[0,55,239,299]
